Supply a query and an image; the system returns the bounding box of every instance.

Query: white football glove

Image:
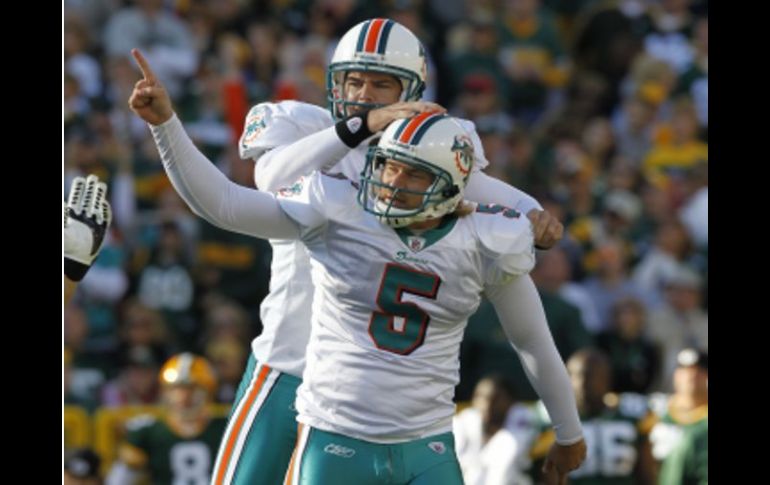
[63,175,112,281]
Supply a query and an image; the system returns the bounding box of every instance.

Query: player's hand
[527,209,564,250]
[542,439,587,485]
[64,175,112,281]
[367,101,446,132]
[128,48,174,126]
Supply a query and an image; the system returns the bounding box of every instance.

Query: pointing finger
[131,48,157,84]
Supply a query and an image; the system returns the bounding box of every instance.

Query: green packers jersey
[530,393,653,485]
[657,419,707,485]
[649,395,708,485]
[124,414,227,485]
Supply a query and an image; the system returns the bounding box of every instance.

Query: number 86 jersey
[277,171,535,443]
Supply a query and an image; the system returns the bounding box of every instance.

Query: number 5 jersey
[276,171,535,443]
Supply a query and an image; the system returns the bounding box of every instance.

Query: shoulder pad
[124,414,157,432]
[239,101,332,160]
[473,204,534,262]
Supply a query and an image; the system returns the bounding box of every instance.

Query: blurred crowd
[64,0,707,479]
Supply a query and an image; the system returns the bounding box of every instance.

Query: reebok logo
[324,443,356,458]
[346,117,363,134]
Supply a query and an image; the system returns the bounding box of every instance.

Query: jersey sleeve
[276,171,357,234]
[456,118,489,172]
[465,171,543,214]
[123,415,156,454]
[239,101,333,160]
[472,204,536,284]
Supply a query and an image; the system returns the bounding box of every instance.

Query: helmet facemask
[327,19,427,120]
[358,147,462,228]
[328,64,425,120]
[163,384,210,419]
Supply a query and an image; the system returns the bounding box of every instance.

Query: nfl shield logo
[428,441,446,454]
[407,236,426,252]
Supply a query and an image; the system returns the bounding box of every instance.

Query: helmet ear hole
[442,185,460,198]
[357,114,473,227]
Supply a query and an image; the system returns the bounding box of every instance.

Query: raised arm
[128,49,299,241]
[485,275,586,483]
[253,125,349,192]
[251,102,445,192]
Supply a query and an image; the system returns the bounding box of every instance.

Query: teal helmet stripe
[377,20,395,54]
[356,20,371,52]
[410,114,447,145]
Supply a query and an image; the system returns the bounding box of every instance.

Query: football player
[106,353,227,484]
[648,348,708,484]
[529,349,656,484]
[127,19,576,483]
[129,51,587,480]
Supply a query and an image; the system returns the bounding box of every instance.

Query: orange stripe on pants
[214,364,272,485]
[284,423,305,485]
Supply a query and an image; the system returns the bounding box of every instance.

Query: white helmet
[358,113,475,228]
[328,18,427,119]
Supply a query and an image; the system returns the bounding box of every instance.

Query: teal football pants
[285,425,464,484]
[211,355,301,484]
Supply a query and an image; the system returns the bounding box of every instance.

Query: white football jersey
[240,101,490,378]
[276,171,534,442]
